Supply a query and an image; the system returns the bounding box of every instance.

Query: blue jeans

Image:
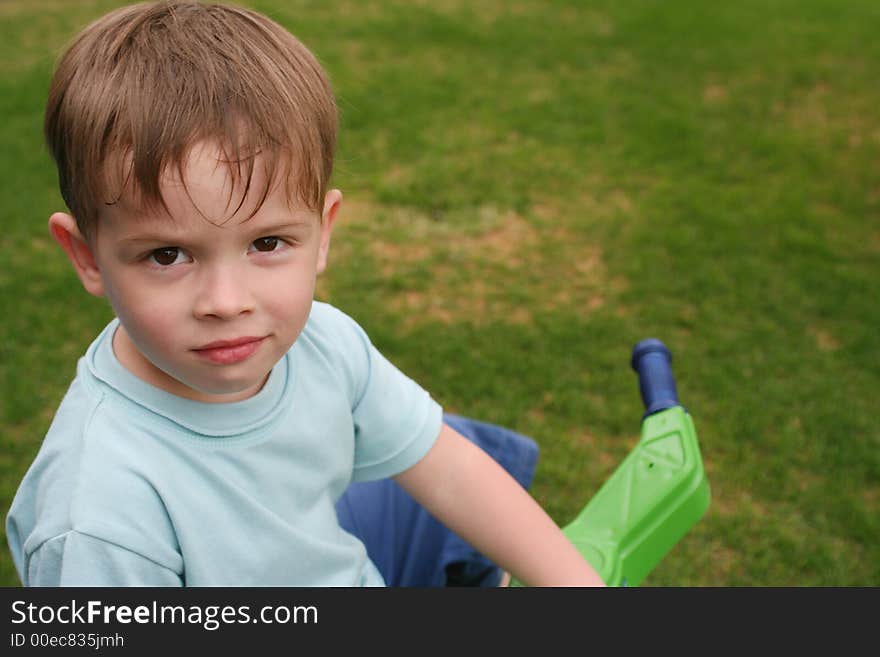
[335,414,539,587]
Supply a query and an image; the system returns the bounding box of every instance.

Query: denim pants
[335,414,539,587]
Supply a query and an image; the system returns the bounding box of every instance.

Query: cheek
[104,280,181,352]
[124,307,177,349]
[120,309,180,365]
[269,284,314,321]
[260,268,317,324]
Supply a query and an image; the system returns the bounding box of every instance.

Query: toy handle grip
[631,339,680,417]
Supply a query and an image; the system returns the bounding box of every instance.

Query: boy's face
[52,141,340,402]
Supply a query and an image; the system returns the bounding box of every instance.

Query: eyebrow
[117,220,314,246]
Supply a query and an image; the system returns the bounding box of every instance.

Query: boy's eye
[252,237,280,252]
[149,247,187,266]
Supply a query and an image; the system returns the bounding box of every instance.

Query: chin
[181,372,268,402]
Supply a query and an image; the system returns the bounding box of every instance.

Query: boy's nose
[193,264,256,319]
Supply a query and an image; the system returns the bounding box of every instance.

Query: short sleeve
[309,303,443,482]
[350,341,443,481]
[26,532,183,587]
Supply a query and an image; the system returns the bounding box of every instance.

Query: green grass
[1,0,878,586]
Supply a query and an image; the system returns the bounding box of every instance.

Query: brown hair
[45,1,337,241]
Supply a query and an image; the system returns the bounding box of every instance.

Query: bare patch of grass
[808,326,841,352]
[332,198,615,328]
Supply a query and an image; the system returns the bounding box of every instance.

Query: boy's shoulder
[299,301,374,402]
[300,301,375,366]
[304,300,367,342]
[6,367,178,567]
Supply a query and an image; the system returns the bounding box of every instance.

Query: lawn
[1,0,877,586]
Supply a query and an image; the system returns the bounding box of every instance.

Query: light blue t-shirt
[6,302,443,586]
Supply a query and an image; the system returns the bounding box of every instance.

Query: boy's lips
[192,336,267,365]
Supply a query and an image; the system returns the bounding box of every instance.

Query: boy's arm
[393,422,606,587]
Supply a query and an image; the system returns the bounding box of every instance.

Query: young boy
[6,1,604,587]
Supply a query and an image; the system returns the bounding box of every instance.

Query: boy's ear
[48,212,105,298]
[317,189,342,274]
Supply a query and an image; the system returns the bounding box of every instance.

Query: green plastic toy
[513,339,710,586]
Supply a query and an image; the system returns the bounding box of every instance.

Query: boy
[6,1,604,587]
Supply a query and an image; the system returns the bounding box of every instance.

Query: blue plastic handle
[630,339,680,417]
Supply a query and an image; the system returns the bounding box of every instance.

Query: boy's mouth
[192,336,266,365]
